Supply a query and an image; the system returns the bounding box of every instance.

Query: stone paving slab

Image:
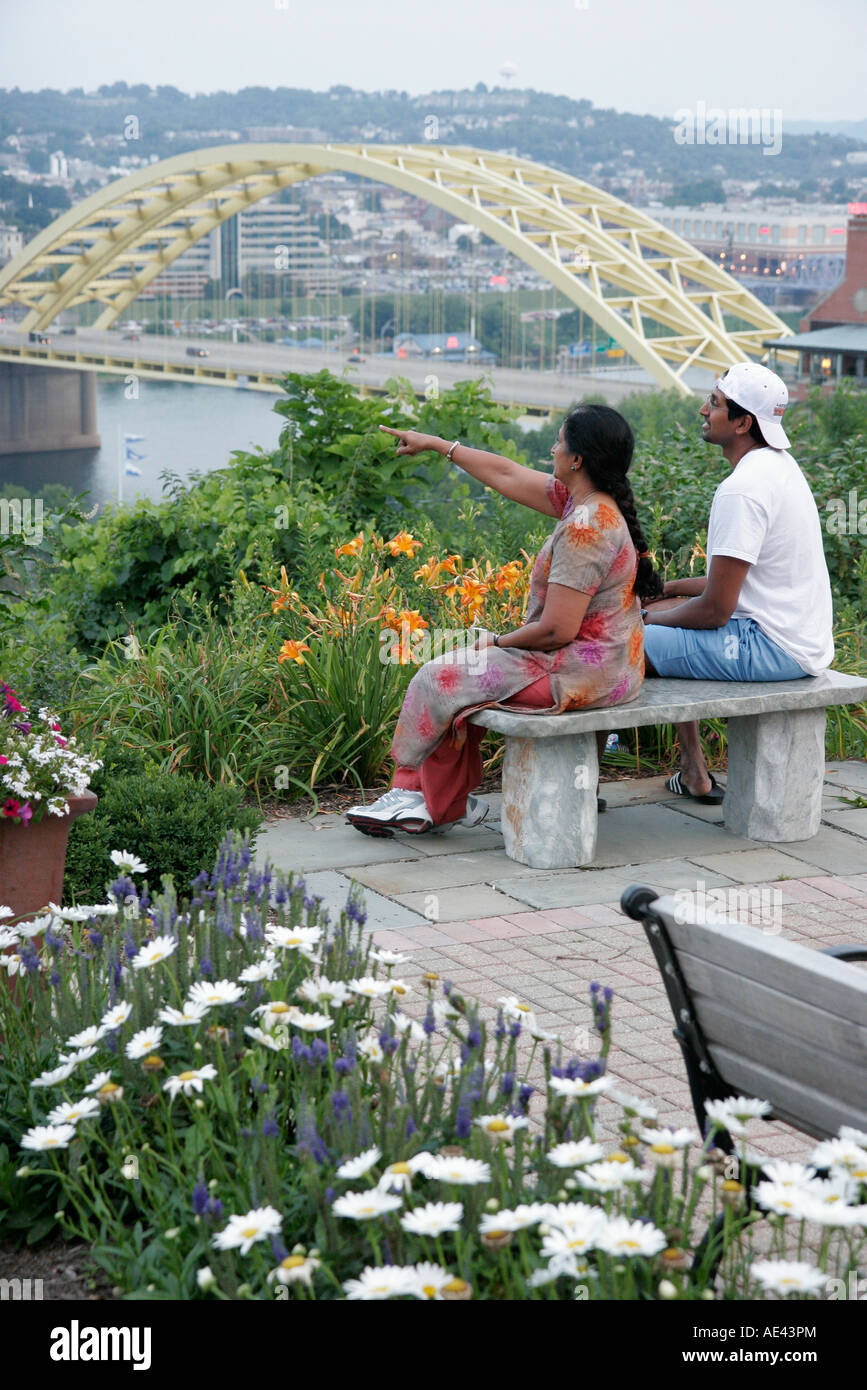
[589,802,758,866]
[487,857,738,909]
[349,849,533,895]
[392,883,535,923]
[300,869,430,930]
[684,845,819,882]
[823,761,867,793]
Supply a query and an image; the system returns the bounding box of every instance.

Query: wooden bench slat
[652,904,867,1029]
[688,994,867,1107]
[706,1045,867,1139]
[677,953,867,1068]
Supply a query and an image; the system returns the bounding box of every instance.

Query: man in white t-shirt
[642,362,834,803]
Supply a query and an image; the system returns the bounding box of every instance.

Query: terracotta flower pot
[0,790,98,923]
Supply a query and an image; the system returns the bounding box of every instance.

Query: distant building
[0,224,24,265]
[800,205,867,331]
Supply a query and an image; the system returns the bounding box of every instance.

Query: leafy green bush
[63,761,262,903]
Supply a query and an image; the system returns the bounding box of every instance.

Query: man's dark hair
[725,398,766,446]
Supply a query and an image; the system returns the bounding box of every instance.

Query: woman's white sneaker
[345,789,425,837]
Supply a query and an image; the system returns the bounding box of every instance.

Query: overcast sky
[2,0,864,123]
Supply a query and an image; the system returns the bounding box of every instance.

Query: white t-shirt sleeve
[708,491,769,565]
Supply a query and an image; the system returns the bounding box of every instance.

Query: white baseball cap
[716,363,790,450]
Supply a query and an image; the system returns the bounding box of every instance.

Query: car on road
[60,326,77,335]
[28,330,51,344]
[123,332,140,341]
[186,346,210,357]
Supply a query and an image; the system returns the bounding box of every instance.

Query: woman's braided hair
[562,404,664,604]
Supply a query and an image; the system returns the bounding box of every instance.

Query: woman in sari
[346,403,663,835]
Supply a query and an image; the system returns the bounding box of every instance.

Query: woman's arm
[484,583,591,652]
[378,427,558,517]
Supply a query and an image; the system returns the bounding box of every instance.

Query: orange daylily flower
[335,531,364,559]
[493,561,524,595]
[414,557,442,585]
[386,530,423,558]
[456,578,489,609]
[396,609,428,632]
[278,639,311,665]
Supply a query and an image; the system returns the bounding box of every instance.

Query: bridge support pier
[0,363,101,455]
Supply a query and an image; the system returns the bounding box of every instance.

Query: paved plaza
[255,760,867,1156]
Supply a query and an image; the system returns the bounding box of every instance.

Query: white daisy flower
[575,1160,650,1192]
[407,1262,453,1300]
[212,1206,283,1256]
[267,1253,321,1288]
[65,1025,106,1050]
[548,1076,612,1100]
[392,1013,427,1045]
[253,999,298,1031]
[109,850,149,874]
[243,1026,289,1052]
[432,998,460,1024]
[597,1217,667,1258]
[265,925,321,952]
[527,1021,559,1042]
[473,1114,529,1143]
[296,976,353,1007]
[400,1201,463,1236]
[368,949,410,967]
[541,1207,608,1256]
[0,927,20,950]
[21,1123,77,1151]
[425,1155,491,1185]
[383,978,411,1001]
[638,1127,697,1158]
[723,1096,772,1122]
[15,914,58,940]
[83,1071,114,1095]
[332,1190,403,1221]
[336,1147,382,1180]
[377,1161,418,1194]
[1,953,23,976]
[57,1045,99,1067]
[100,1001,133,1031]
[0,905,13,919]
[289,1010,333,1033]
[810,1138,867,1179]
[158,1001,210,1027]
[839,1125,867,1148]
[125,1026,164,1060]
[752,1181,814,1219]
[479,1205,549,1234]
[239,956,279,984]
[497,995,535,1021]
[546,1139,605,1168]
[343,1265,417,1300]
[45,1098,100,1127]
[609,1090,659,1122]
[131,936,178,970]
[751,1260,828,1296]
[349,976,393,1000]
[188,979,244,1008]
[705,1096,770,1134]
[31,1061,77,1088]
[49,902,118,920]
[761,1160,818,1188]
[163,1064,218,1100]
[357,1035,384,1064]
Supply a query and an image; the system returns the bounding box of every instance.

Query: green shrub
[63,766,262,903]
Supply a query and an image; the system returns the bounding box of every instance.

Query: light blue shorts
[643,616,809,682]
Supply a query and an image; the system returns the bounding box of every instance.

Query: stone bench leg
[724,709,825,842]
[500,732,598,868]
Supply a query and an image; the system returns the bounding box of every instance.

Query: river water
[0,377,285,509]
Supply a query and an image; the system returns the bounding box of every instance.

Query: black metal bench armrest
[820,945,867,962]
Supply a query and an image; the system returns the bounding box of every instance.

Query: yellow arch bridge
[0,143,793,397]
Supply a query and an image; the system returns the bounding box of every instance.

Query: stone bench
[469,670,867,869]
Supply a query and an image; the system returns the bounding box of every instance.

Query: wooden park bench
[620,882,867,1272]
[469,670,867,869]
